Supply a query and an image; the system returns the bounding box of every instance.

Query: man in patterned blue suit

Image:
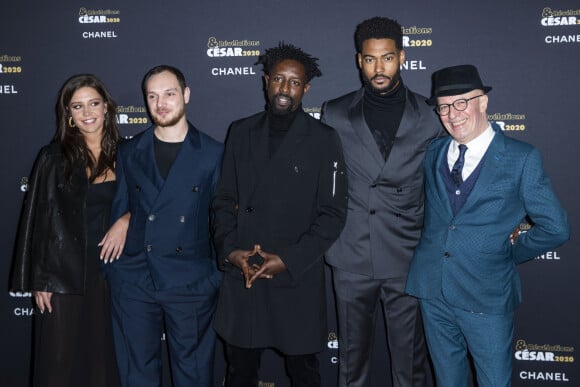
[406,64,570,387]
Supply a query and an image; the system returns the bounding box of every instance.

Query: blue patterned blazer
[406,123,569,314]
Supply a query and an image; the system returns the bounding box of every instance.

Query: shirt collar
[451,123,494,155]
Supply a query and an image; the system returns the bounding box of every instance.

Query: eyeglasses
[435,95,484,116]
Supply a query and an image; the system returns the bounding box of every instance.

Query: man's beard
[362,70,402,95]
[269,93,295,116]
[151,106,185,127]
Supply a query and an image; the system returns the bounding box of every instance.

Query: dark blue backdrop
[2,1,578,386]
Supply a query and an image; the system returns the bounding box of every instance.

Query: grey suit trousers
[332,268,432,387]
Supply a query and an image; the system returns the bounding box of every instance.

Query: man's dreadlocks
[256,42,322,82]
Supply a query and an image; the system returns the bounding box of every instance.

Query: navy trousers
[109,276,218,387]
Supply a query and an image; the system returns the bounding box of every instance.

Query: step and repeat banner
[1,1,578,386]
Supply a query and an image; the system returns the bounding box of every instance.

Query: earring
[68,116,76,128]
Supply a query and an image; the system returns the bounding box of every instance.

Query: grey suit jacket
[322,87,445,278]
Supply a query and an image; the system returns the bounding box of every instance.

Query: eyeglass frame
[435,94,484,116]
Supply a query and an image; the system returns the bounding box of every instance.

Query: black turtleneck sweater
[268,108,300,159]
[363,82,407,161]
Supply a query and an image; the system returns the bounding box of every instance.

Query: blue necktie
[451,144,468,185]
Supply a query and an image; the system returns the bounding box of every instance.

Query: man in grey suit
[321,17,445,386]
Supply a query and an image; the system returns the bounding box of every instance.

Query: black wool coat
[212,110,348,354]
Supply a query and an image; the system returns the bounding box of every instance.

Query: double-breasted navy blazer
[406,123,570,314]
[107,123,223,290]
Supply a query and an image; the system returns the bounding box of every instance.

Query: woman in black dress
[11,74,126,387]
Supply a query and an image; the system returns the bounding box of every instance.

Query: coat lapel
[379,89,420,176]
[431,137,454,217]
[249,113,270,181]
[348,90,385,170]
[457,124,506,215]
[156,124,202,205]
[132,128,164,193]
[270,111,309,161]
[249,111,310,198]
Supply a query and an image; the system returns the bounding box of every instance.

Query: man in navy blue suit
[107,65,223,387]
[406,64,570,386]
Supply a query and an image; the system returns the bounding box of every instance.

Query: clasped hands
[227,244,286,289]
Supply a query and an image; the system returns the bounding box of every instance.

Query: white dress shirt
[447,123,495,181]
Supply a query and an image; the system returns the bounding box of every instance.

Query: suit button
[449,225,456,230]
[192,186,199,192]
[396,187,403,193]
[148,214,156,221]
[146,245,152,252]
[395,213,401,218]
[136,185,141,192]
[246,206,254,213]
[370,183,377,188]
[444,252,450,257]
[176,246,183,253]
[370,209,376,215]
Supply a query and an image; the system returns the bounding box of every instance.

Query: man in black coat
[212,42,348,387]
[321,17,446,387]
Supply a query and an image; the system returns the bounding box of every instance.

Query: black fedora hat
[427,64,492,105]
